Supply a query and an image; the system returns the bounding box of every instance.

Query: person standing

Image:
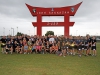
[91,36,97,56]
[87,35,92,55]
[61,42,66,57]
[84,37,89,56]
[1,36,6,53]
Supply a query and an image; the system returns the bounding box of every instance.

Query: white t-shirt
[49,37,55,43]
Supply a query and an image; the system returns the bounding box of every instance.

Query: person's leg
[62,50,64,56]
[16,46,19,53]
[39,46,41,53]
[86,49,89,56]
[72,48,75,55]
[24,50,27,54]
[94,50,96,56]
[64,49,66,56]
[88,45,92,55]
[79,49,82,57]
[1,48,4,53]
[82,48,85,55]
[50,47,52,53]
[20,48,23,54]
[10,47,13,54]
[93,46,96,56]
[1,45,5,53]
[5,49,9,54]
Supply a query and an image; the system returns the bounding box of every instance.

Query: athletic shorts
[92,46,96,50]
[81,45,85,50]
[6,49,10,52]
[78,45,82,50]
[1,43,6,48]
[36,46,41,50]
[70,46,75,49]
[24,46,28,50]
[84,46,88,50]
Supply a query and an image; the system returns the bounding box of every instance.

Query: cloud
[0,0,100,36]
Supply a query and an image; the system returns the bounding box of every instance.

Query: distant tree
[45,31,54,36]
[16,32,23,36]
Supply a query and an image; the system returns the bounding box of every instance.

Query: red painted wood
[26,2,82,37]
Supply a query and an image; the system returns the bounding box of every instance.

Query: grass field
[0,43,100,75]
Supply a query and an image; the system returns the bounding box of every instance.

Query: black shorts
[89,45,91,48]
[78,45,82,50]
[92,46,96,50]
[66,46,69,49]
[6,49,10,52]
[1,44,6,48]
[84,46,88,50]
[74,45,77,49]
[70,46,75,49]
[81,45,85,50]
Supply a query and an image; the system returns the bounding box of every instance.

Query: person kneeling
[27,45,32,54]
[6,41,13,54]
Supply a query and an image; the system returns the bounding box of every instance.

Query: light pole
[28,30,30,36]
[11,28,14,36]
[76,30,78,36]
[9,30,10,35]
[17,27,18,34]
[3,27,5,36]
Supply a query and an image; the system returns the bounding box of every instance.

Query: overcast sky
[0,0,100,36]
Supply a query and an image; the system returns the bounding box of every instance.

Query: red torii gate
[26,2,82,37]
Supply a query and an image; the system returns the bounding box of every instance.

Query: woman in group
[32,43,36,53]
[54,44,58,54]
[35,40,41,53]
[61,42,66,57]
[70,40,75,55]
[49,41,53,53]
[65,41,70,55]
[27,45,32,54]
[19,40,23,54]
[23,43,28,54]
[77,37,82,57]
[81,36,85,55]
[28,39,32,46]
[45,42,50,53]
[91,36,97,56]
[23,38,27,46]
[1,36,6,54]
[57,42,62,56]
[5,41,13,54]
[14,41,19,53]
[50,43,55,54]
[84,37,89,56]
[41,43,45,54]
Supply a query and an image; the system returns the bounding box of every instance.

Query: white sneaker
[63,56,65,57]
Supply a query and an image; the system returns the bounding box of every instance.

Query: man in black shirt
[1,36,6,53]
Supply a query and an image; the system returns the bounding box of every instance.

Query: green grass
[0,43,100,75]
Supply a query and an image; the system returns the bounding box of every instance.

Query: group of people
[0,34,97,57]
